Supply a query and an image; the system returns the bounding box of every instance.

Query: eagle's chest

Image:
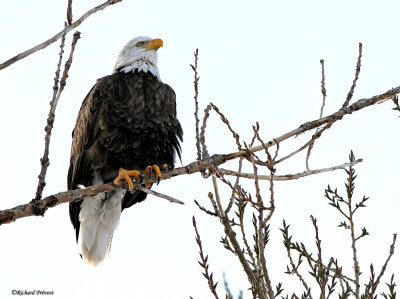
[103,85,167,128]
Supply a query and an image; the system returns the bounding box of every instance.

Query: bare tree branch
[200,104,212,161]
[0,0,121,71]
[34,30,81,202]
[225,156,243,215]
[231,84,400,158]
[191,49,202,161]
[306,58,327,170]
[370,233,397,295]
[211,103,242,151]
[211,175,266,299]
[343,42,363,109]
[192,216,221,299]
[219,159,363,181]
[136,186,184,205]
[67,0,73,25]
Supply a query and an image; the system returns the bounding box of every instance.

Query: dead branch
[306,58,327,170]
[1,178,182,226]
[200,104,212,161]
[67,0,73,26]
[229,84,400,159]
[34,30,80,202]
[210,102,242,152]
[219,159,363,181]
[370,233,397,295]
[211,175,266,299]
[191,49,202,160]
[192,216,221,299]
[343,42,363,109]
[0,158,227,225]
[34,24,68,202]
[0,0,121,71]
[136,186,184,205]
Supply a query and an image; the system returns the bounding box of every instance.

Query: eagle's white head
[112,36,163,80]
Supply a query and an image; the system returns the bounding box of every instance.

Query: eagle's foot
[142,164,168,187]
[113,168,141,190]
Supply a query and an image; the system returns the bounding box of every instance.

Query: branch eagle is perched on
[67,36,183,265]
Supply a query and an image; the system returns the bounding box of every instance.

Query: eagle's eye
[136,41,145,47]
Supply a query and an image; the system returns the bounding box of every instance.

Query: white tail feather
[78,189,125,265]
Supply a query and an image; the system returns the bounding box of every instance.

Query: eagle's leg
[113,168,141,190]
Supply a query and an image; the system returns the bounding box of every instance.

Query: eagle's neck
[112,51,160,80]
[117,59,160,80]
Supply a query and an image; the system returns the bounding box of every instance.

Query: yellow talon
[152,164,161,178]
[142,164,163,185]
[142,165,161,178]
[114,164,165,190]
[113,168,141,190]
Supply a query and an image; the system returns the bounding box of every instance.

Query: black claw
[138,173,144,184]
[147,166,152,178]
[157,176,161,185]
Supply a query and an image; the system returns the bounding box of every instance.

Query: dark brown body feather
[68,70,183,241]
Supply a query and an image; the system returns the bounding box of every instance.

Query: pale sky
[0,1,399,298]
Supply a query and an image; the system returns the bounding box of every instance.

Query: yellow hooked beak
[146,38,163,51]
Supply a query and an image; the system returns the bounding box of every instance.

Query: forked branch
[0,0,121,71]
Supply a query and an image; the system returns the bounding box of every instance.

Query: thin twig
[372,233,397,294]
[212,175,225,218]
[238,200,257,270]
[262,159,275,227]
[200,104,212,161]
[225,156,243,214]
[137,186,184,205]
[34,24,68,202]
[219,159,363,181]
[0,0,121,71]
[191,49,202,161]
[306,59,327,170]
[207,192,221,218]
[281,220,312,297]
[252,151,275,298]
[319,59,327,118]
[306,44,363,177]
[275,138,313,165]
[34,30,81,202]
[55,31,81,106]
[347,161,360,299]
[311,215,329,298]
[217,171,267,211]
[192,216,221,299]
[210,103,242,151]
[194,199,218,217]
[67,0,73,25]
[249,153,269,297]
[343,43,363,109]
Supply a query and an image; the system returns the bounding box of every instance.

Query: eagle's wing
[163,83,183,162]
[67,76,112,240]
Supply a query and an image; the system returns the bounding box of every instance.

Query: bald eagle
[67,36,183,265]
